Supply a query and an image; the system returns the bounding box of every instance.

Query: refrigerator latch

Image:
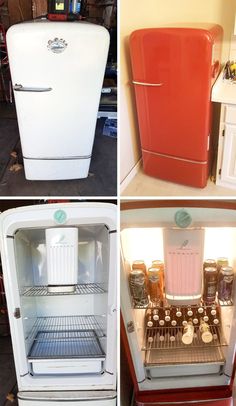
[127,321,135,333]
[14,308,21,319]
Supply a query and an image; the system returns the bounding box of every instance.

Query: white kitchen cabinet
[216,105,236,189]
[212,70,236,189]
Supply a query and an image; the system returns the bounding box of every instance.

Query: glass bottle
[152,260,165,297]
[132,260,147,275]
[197,305,204,314]
[187,306,193,317]
[192,308,199,325]
[152,308,159,322]
[164,309,171,323]
[203,259,217,270]
[200,319,213,343]
[147,267,162,305]
[145,309,153,328]
[181,320,194,345]
[216,257,229,275]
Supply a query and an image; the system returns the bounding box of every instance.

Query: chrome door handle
[14,84,52,92]
[132,80,163,87]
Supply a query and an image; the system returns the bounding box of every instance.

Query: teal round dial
[54,209,67,224]
[174,209,192,228]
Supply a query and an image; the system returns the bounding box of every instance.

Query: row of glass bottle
[145,305,220,345]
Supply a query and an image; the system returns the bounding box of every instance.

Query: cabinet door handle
[132,80,163,87]
[14,84,52,92]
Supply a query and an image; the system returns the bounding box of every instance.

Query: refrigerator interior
[121,223,236,381]
[14,223,110,376]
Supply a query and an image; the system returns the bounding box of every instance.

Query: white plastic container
[164,228,204,305]
[46,227,78,292]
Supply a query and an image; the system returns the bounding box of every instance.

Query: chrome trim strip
[23,155,91,161]
[14,84,52,92]
[133,80,163,87]
[143,149,207,165]
[18,391,117,402]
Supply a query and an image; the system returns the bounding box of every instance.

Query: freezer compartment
[15,224,110,289]
[26,315,106,375]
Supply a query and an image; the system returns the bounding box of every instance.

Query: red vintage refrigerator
[130,25,223,188]
[120,200,236,405]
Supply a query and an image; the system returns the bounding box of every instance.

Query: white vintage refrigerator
[0,202,117,405]
[120,201,236,405]
[7,20,109,180]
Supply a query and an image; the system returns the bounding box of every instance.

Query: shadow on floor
[0,336,18,406]
[0,103,117,197]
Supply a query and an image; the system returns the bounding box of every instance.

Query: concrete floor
[122,166,236,196]
[0,336,18,406]
[0,102,117,197]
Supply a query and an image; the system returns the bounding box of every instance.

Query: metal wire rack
[26,315,106,341]
[144,325,226,366]
[21,284,107,296]
[134,298,233,309]
[28,330,105,360]
[143,325,227,351]
[145,345,225,366]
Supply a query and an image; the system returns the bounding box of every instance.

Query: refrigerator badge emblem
[54,209,67,224]
[47,38,68,54]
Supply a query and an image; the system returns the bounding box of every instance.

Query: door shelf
[21,283,107,297]
[28,330,105,360]
[143,325,227,351]
[26,315,106,341]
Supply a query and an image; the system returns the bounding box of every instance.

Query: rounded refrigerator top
[7,19,109,37]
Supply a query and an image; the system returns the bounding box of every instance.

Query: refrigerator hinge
[219,168,222,176]
[14,308,21,319]
[222,129,225,137]
[127,321,135,333]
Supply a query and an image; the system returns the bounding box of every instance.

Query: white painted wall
[120,0,236,184]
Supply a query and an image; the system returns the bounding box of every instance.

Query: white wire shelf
[145,345,225,366]
[21,283,107,297]
[26,315,106,341]
[143,325,227,352]
[28,330,105,360]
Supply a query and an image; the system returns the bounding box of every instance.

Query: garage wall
[120,0,236,184]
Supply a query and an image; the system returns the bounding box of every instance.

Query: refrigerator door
[130,26,222,187]
[18,391,116,405]
[7,20,109,180]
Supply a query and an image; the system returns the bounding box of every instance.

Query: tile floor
[122,167,236,197]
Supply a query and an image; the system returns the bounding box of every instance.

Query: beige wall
[120,0,236,184]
